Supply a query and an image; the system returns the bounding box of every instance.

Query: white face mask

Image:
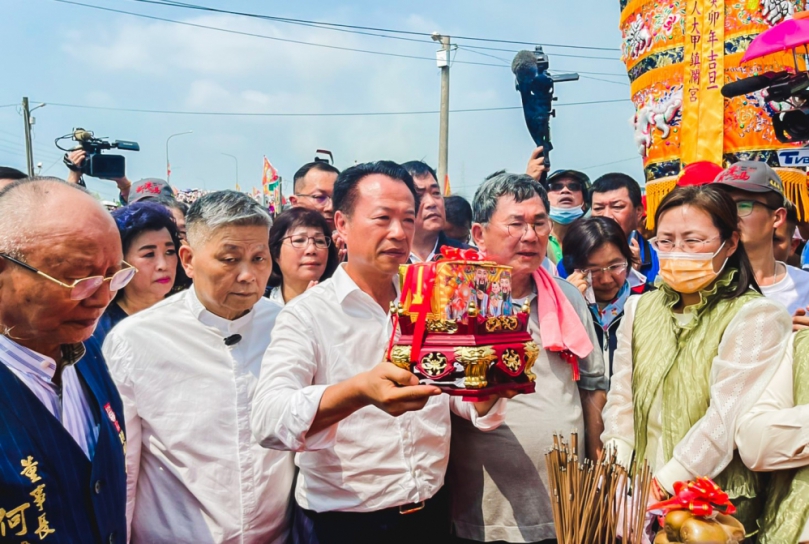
[658,242,727,294]
[549,205,585,225]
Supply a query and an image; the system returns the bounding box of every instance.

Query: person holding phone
[563,217,648,379]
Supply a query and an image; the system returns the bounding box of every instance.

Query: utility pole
[166,131,193,183]
[432,33,451,193]
[221,153,239,189]
[22,97,34,176]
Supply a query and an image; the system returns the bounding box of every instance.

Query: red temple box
[385,247,538,400]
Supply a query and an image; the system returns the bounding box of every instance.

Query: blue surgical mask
[549,205,585,225]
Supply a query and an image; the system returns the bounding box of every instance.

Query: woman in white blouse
[266,208,339,306]
[601,184,791,532]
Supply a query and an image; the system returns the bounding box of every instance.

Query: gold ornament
[426,319,459,334]
[421,352,449,377]
[485,318,503,332]
[454,345,497,388]
[523,341,539,382]
[501,348,522,373]
[389,345,412,370]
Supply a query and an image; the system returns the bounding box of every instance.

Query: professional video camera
[57,128,140,179]
[722,71,809,143]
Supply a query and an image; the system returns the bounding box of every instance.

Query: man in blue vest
[0,177,130,543]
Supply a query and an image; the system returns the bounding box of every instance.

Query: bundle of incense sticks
[545,432,653,544]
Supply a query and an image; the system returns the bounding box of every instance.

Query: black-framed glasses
[548,181,583,193]
[295,193,332,206]
[576,262,628,278]
[0,253,138,301]
[736,200,780,217]
[282,235,332,249]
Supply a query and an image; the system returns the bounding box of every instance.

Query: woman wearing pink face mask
[601,184,791,534]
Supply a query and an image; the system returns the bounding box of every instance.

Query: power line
[53,0,625,71]
[32,98,631,117]
[128,0,621,52]
[455,46,628,77]
[580,156,640,169]
[0,104,17,108]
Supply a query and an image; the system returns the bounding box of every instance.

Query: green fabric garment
[631,269,765,533]
[758,330,809,544]
[547,235,562,265]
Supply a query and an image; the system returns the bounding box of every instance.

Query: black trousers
[291,488,450,544]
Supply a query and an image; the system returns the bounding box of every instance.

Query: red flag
[443,173,451,196]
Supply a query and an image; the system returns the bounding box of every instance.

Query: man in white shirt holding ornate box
[250,161,507,544]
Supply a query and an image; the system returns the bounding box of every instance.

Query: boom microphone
[721,72,785,98]
[511,50,538,75]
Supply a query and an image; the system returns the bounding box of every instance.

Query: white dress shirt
[602,295,791,493]
[736,333,809,541]
[250,264,506,513]
[0,336,98,459]
[103,287,295,544]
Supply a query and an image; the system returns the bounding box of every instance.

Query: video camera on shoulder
[57,128,140,179]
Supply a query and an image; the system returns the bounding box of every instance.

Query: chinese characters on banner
[682,0,724,166]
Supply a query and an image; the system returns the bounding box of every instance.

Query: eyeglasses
[505,221,551,239]
[283,235,332,249]
[651,235,721,253]
[0,253,138,300]
[736,200,780,217]
[576,262,628,278]
[295,193,332,206]
[548,181,583,193]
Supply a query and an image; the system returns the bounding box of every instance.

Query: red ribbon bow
[438,246,483,262]
[648,477,737,517]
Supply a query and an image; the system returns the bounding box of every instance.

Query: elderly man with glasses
[103,191,295,544]
[445,171,608,544]
[0,177,132,544]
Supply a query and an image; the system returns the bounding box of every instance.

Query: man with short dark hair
[402,160,467,262]
[0,166,26,189]
[104,190,294,543]
[588,173,659,282]
[713,161,809,319]
[774,200,802,266]
[444,195,473,245]
[0,177,130,543]
[251,161,506,544]
[289,162,340,230]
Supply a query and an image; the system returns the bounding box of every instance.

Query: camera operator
[65,149,133,205]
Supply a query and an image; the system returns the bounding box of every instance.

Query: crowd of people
[0,144,807,544]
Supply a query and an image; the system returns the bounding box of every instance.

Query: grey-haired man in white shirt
[251,161,508,544]
[104,190,295,544]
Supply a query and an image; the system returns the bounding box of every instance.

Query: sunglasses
[1,253,138,301]
[548,181,583,193]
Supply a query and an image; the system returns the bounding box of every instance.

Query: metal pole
[166,131,193,183]
[221,153,239,188]
[22,97,34,176]
[437,35,451,193]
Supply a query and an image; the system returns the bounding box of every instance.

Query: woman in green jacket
[601,184,792,532]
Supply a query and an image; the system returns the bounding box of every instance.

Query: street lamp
[165,131,193,183]
[221,153,239,189]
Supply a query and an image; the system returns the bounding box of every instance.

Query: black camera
[59,128,140,179]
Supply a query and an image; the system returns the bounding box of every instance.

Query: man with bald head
[0,177,131,543]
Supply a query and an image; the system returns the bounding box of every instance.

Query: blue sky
[0,0,640,201]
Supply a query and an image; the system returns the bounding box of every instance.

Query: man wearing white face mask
[542,170,589,264]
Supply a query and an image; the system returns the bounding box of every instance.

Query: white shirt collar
[409,237,440,263]
[186,285,255,337]
[332,264,400,306]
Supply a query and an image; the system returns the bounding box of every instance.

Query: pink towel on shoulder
[532,267,594,380]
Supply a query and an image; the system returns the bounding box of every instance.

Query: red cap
[677,161,724,187]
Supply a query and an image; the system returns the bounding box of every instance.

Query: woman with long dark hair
[601,184,791,532]
[266,207,339,306]
[562,217,648,378]
[90,201,188,346]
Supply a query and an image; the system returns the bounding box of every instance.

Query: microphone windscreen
[721,74,776,98]
[512,50,537,75]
